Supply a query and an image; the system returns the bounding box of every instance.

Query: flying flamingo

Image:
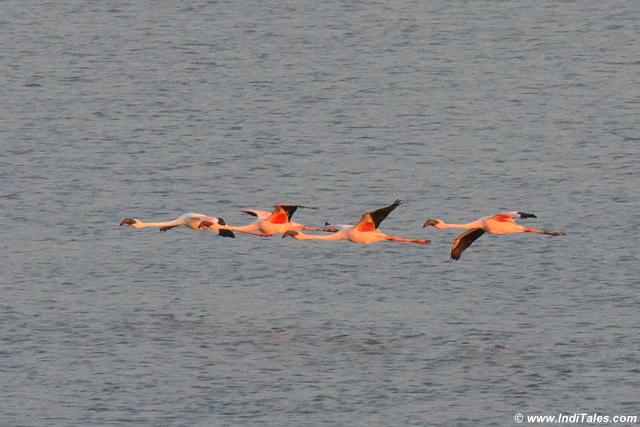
[199,204,328,237]
[120,213,235,237]
[282,200,430,245]
[423,211,566,260]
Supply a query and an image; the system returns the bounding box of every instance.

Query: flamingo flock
[121,201,566,260]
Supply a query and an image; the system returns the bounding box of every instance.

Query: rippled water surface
[2,1,639,425]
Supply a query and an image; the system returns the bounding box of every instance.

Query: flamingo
[120,213,235,237]
[423,211,566,260]
[199,204,328,237]
[282,200,430,245]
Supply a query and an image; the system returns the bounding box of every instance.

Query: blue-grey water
[2,1,639,425]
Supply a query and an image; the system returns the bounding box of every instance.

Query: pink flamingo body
[423,211,565,260]
[283,200,430,245]
[200,204,327,237]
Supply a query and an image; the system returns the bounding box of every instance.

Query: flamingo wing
[160,213,198,231]
[322,222,353,233]
[356,200,402,230]
[197,216,236,238]
[189,213,226,230]
[451,228,485,260]
[242,209,272,219]
[217,224,236,238]
[273,205,299,221]
[491,214,517,223]
[496,211,537,220]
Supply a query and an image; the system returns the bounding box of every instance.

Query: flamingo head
[120,218,140,228]
[198,220,215,230]
[282,230,299,239]
[423,219,445,229]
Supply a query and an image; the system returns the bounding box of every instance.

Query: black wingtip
[518,211,537,219]
[218,229,235,238]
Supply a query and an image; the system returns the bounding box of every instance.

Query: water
[2,1,639,425]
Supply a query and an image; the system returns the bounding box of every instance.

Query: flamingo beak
[423,219,438,228]
[120,218,136,226]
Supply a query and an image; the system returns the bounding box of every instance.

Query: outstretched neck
[136,220,180,229]
[219,223,259,233]
[293,231,345,241]
[439,221,481,230]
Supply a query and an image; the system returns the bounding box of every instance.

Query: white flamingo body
[120,213,235,237]
[284,200,430,245]
[202,205,326,237]
[423,211,565,259]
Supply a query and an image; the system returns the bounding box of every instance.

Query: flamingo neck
[135,220,180,229]
[219,223,259,233]
[295,231,345,241]
[440,221,480,230]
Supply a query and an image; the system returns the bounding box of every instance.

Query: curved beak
[120,218,136,226]
[423,219,438,228]
[282,230,298,239]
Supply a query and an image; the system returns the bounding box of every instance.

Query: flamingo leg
[233,230,273,237]
[300,225,334,232]
[385,235,431,245]
[524,228,565,236]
